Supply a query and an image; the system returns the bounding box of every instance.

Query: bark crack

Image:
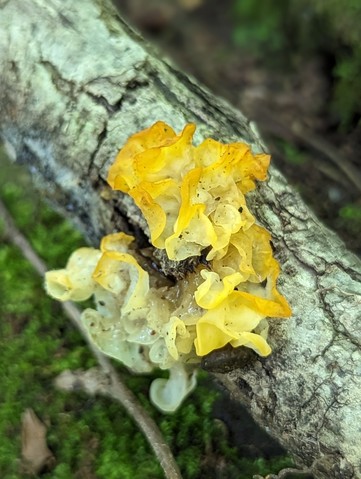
[39,59,80,104]
[87,122,108,176]
[316,279,361,349]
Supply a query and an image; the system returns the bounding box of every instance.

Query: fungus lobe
[45,122,291,412]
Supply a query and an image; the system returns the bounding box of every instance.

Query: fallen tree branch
[1,1,361,478]
[0,197,183,479]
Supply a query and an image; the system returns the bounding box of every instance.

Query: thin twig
[268,467,313,478]
[253,466,313,479]
[253,105,361,194]
[0,198,183,479]
[292,121,361,193]
[0,198,48,276]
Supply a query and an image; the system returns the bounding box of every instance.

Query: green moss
[277,141,308,166]
[232,0,329,66]
[312,0,361,127]
[0,153,292,478]
[233,0,290,58]
[332,53,361,127]
[337,203,361,238]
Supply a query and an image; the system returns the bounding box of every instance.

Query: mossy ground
[0,153,293,478]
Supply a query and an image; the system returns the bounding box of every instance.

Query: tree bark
[1,1,360,478]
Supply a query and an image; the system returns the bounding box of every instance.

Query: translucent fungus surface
[46,122,291,412]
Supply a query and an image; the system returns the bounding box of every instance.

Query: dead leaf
[21,408,55,474]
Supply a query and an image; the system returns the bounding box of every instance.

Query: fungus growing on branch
[45,122,291,412]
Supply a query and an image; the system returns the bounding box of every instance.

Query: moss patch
[0,153,292,478]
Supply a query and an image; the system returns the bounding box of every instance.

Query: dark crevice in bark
[87,123,108,176]
[151,73,194,118]
[164,61,257,144]
[85,91,119,114]
[40,59,80,102]
[331,261,361,282]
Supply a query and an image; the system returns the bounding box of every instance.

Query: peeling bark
[0,1,360,477]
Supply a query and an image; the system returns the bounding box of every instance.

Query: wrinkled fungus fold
[45,121,291,412]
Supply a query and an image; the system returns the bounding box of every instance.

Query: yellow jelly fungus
[45,121,291,412]
[162,317,190,360]
[194,290,276,357]
[45,248,101,301]
[108,121,270,260]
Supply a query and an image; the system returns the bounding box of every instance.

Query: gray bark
[0,1,360,477]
